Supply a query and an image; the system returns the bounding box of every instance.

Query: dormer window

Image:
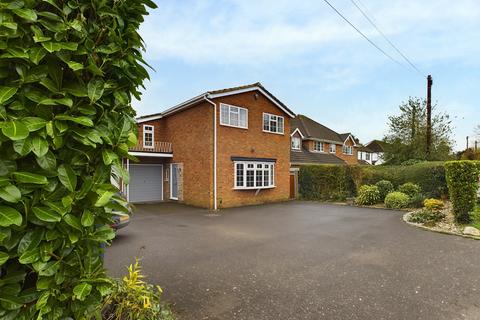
[329,144,336,153]
[342,145,353,155]
[313,141,324,152]
[291,137,301,150]
[143,125,154,148]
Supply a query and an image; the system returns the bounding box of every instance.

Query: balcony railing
[129,140,173,153]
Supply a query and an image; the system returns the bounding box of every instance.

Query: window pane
[277,117,284,133]
[264,169,269,186]
[220,105,229,124]
[270,119,277,132]
[256,169,263,187]
[271,165,274,185]
[246,169,254,187]
[230,109,239,126]
[236,163,244,187]
[263,114,269,131]
[239,109,247,127]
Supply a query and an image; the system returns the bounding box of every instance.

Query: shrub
[0,0,155,318]
[423,198,444,212]
[445,161,480,223]
[409,209,445,224]
[384,192,410,209]
[470,206,480,230]
[375,180,394,201]
[299,165,353,201]
[101,260,175,320]
[398,182,421,198]
[355,185,381,205]
[408,193,425,208]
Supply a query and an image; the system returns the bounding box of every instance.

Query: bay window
[234,162,275,189]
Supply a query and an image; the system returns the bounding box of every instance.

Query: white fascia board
[128,152,173,158]
[161,94,206,117]
[343,134,357,146]
[207,87,296,118]
[290,128,305,138]
[136,115,163,123]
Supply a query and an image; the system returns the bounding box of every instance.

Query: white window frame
[143,125,154,148]
[313,141,324,152]
[291,137,301,150]
[220,103,248,129]
[329,143,336,153]
[342,145,353,155]
[263,113,284,134]
[234,161,275,190]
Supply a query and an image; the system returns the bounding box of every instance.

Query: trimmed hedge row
[445,161,480,223]
[299,162,447,201]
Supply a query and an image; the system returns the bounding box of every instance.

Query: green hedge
[299,162,448,201]
[445,161,480,223]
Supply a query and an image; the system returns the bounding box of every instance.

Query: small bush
[375,180,394,201]
[356,185,381,205]
[384,192,410,209]
[445,161,480,223]
[101,260,175,320]
[408,193,425,208]
[398,182,422,198]
[423,198,444,212]
[470,206,480,230]
[409,209,445,224]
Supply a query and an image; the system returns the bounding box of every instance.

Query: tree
[383,97,453,164]
[0,0,155,318]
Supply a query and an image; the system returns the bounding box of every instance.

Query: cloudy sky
[135,0,480,150]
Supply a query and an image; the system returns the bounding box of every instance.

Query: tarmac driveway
[105,201,480,320]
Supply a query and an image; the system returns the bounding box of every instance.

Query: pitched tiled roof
[357,145,373,152]
[366,140,387,153]
[291,115,344,144]
[291,148,346,165]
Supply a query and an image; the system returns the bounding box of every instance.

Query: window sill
[233,186,276,190]
[220,123,248,130]
[262,130,284,135]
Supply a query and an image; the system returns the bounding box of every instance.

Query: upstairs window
[263,113,284,134]
[342,145,353,155]
[143,125,154,148]
[291,137,301,150]
[220,103,248,129]
[329,144,336,153]
[235,162,275,189]
[313,141,324,152]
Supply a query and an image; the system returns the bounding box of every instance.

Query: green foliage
[384,192,410,209]
[398,182,421,198]
[298,165,353,201]
[470,206,480,230]
[383,97,453,163]
[355,185,381,205]
[408,209,445,224]
[423,198,444,212]
[375,180,394,201]
[445,161,480,223]
[101,259,175,320]
[0,0,156,318]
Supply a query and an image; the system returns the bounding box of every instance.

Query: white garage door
[129,164,163,203]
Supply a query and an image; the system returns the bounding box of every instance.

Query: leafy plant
[299,165,353,201]
[384,192,410,209]
[375,180,394,201]
[445,161,480,223]
[355,185,381,205]
[398,182,421,198]
[423,198,444,212]
[409,208,445,224]
[101,259,174,320]
[0,0,155,318]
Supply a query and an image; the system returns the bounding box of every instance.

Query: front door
[289,173,296,199]
[170,163,179,200]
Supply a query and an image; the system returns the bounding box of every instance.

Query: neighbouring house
[363,140,387,165]
[123,83,295,209]
[357,145,374,165]
[290,114,359,167]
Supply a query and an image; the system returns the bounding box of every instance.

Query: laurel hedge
[0,0,155,318]
[299,162,448,201]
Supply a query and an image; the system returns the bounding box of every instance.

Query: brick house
[290,114,359,166]
[124,83,295,209]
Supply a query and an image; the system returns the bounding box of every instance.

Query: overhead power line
[350,0,425,76]
[321,0,412,74]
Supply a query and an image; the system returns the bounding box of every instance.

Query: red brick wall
[213,91,291,208]
[335,137,358,165]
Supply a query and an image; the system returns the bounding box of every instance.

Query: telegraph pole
[426,75,433,159]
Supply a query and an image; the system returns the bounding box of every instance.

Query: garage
[128,164,163,203]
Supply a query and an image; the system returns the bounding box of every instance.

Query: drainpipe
[204,95,217,210]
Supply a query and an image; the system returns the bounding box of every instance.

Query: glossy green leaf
[63,214,82,231]
[0,87,18,104]
[13,138,33,156]
[67,61,83,71]
[0,251,8,266]
[1,121,29,140]
[102,150,117,165]
[87,79,104,103]
[18,229,44,254]
[58,164,77,192]
[32,207,61,222]
[81,210,94,227]
[19,249,40,264]
[55,115,93,126]
[23,117,48,131]
[31,136,49,157]
[12,8,37,21]
[73,283,92,301]
[0,206,22,227]
[36,151,57,171]
[95,190,115,207]
[0,185,21,203]
[13,172,48,184]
